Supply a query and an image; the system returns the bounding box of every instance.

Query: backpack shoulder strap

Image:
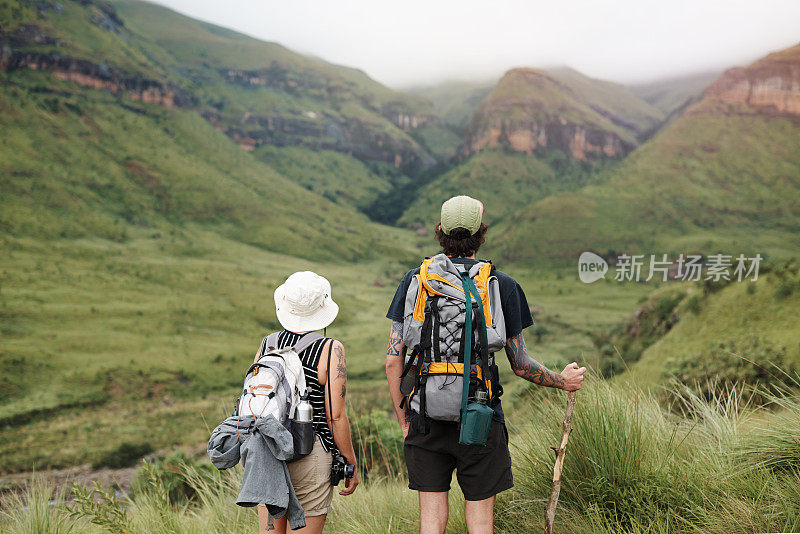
[293,332,324,355]
[265,332,280,351]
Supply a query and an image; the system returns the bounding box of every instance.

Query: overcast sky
[150,0,800,88]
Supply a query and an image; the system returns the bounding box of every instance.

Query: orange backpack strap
[473,262,494,326]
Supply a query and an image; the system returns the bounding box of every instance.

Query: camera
[330,452,355,486]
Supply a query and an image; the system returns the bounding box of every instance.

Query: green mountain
[546,66,664,140]
[408,79,497,134]
[413,67,665,142]
[493,43,800,264]
[463,68,639,160]
[629,70,721,116]
[0,0,455,254]
[401,66,660,229]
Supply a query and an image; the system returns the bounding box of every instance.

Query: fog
[150,0,800,88]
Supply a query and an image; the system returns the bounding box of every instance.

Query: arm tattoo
[334,344,347,398]
[505,333,565,388]
[387,322,404,357]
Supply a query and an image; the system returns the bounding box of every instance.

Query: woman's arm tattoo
[505,333,564,388]
[335,344,347,398]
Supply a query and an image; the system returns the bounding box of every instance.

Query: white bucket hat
[274,271,339,333]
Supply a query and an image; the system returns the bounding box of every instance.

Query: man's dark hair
[434,223,488,258]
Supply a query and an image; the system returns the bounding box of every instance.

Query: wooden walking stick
[544,390,577,534]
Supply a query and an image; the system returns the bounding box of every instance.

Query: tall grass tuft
[0,476,81,534]
[503,374,800,533]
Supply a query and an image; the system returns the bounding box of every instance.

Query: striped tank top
[275,330,337,453]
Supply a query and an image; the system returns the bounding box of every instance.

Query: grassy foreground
[3,376,799,533]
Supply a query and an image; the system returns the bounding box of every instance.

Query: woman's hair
[434,223,488,258]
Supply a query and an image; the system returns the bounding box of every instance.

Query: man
[385,195,585,534]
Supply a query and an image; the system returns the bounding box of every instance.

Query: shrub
[130,451,218,505]
[92,441,154,469]
[350,410,405,480]
[664,336,797,404]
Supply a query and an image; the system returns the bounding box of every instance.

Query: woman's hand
[339,467,359,496]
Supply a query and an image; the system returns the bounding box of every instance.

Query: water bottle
[291,391,314,458]
[296,392,313,423]
[474,390,488,405]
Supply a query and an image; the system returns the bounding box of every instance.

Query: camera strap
[325,340,333,437]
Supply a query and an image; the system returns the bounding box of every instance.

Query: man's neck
[449,254,476,260]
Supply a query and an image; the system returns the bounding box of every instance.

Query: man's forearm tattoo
[335,344,347,398]
[505,333,564,388]
[388,322,403,357]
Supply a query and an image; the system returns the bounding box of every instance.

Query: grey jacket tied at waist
[207,415,306,530]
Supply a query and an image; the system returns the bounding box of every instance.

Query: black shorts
[403,415,514,501]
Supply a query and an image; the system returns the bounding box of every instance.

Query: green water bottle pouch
[458,274,493,446]
[459,401,493,446]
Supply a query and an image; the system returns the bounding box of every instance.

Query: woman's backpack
[237,332,320,426]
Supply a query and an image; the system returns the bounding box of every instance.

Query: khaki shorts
[287,437,334,516]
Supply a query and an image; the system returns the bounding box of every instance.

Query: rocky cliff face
[691,44,800,116]
[0,20,189,109]
[466,118,628,160]
[206,110,430,167]
[464,68,633,161]
[224,65,439,133]
[0,49,189,107]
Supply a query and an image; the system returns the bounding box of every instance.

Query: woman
[258,271,359,533]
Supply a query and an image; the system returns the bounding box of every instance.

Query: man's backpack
[399,254,507,432]
[237,332,320,426]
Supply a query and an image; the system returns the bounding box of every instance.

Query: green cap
[440,195,484,235]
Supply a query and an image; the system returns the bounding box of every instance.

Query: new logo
[578,252,608,283]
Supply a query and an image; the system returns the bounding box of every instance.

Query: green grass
[0,226,420,472]
[5,377,800,533]
[251,146,392,210]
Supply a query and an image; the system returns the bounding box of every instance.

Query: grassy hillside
[1,0,445,230]
[250,146,393,211]
[547,66,664,139]
[494,110,800,264]
[629,262,800,389]
[399,149,617,232]
[0,79,402,261]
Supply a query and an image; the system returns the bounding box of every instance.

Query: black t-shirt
[386,257,534,422]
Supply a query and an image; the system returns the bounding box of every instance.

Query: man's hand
[400,420,410,438]
[339,467,359,496]
[561,362,586,391]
